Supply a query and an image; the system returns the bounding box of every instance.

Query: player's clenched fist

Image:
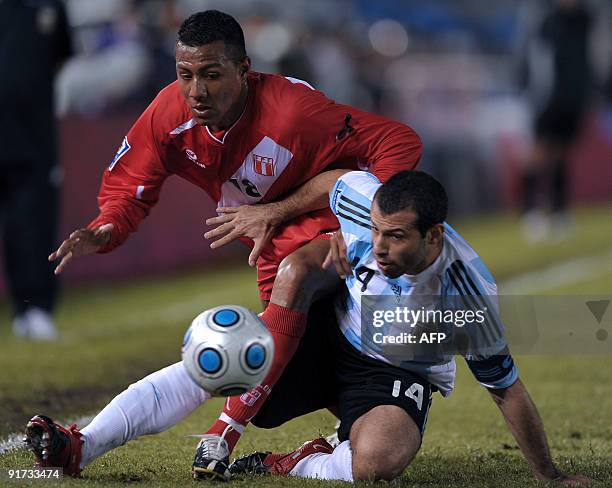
[48,223,114,275]
[323,230,352,279]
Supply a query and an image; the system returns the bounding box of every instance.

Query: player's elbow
[394,124,424,167]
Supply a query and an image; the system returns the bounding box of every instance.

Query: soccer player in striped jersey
[230,170,590,485]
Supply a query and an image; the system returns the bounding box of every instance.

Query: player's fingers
[337,236,351,276]
[248,235,270,267]
[49,238,76,261]
[54,251,73,275]
[335,255,348,279]
[205,213,234,226]
[48,244,63,261]
[248,246,260,268]
[340,256,351,277]
[204,222,233,239]
[215,206,240,213]
[69,228,89,240]
[209,230,240,249]
[329,236,347,278]
[322,249,334,270]
[329,231,350,276]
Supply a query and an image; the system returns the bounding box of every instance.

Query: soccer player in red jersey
[47,10,422,479]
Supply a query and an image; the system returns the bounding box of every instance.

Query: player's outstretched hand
[48,224,114,275]
[322,230,352,278]
[205,204,281,267]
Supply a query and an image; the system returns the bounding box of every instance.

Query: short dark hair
[374,170,448,236]
[177,10,247,62]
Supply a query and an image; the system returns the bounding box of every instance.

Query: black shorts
[252,299,435,441]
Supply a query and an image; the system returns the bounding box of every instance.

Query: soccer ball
[181,305,274,396]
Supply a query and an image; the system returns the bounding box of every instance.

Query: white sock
[290,440,353,481]
[80,361,210,468]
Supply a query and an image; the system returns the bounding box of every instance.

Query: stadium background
[1,1,611,486]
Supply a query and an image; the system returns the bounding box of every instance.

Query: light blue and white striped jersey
[330,171,518,396]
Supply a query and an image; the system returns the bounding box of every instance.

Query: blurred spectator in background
[520,0,594,243]
[0,0,72,339]
[56,0,149,116]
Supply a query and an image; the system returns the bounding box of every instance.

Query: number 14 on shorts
[391,380,424,410]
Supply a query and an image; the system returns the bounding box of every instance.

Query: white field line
[2,249,612,454]
[499,248,612,294]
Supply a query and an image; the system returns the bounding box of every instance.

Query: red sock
[205,303,308,453]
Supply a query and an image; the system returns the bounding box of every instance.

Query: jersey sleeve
[287,84,422,182]
[330,171,380,263]
[464,347,519,390]
[442,254,519,390]
[87,98,171,253]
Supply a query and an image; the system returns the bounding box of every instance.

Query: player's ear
[238,57,251,78]
[427,224,444,245]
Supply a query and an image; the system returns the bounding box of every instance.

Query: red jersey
[89,72,422,298]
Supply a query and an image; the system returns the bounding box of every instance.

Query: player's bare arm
[488,379,592,485]
[48,223,114,275]
[205,169,350,266]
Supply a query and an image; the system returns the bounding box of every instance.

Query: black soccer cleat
[229,438,334,476]
[192,434,231,481]
[228,451,271,476]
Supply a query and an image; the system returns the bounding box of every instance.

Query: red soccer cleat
[24,415,83,476]
[229,437,334,476]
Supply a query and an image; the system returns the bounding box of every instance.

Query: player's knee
[275,252,320,291]
[352,441,411,481]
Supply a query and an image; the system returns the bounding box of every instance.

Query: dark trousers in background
[521,158,568,214]
[522,103,584,214]
[0,160,59,316]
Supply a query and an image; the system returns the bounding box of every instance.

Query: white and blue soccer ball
[181,305,274,396]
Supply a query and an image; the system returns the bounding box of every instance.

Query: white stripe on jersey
[169,118,198,135]
[284,77,315,90]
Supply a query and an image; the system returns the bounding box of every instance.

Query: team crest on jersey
[252,154,275,176]
[109,137,130,171]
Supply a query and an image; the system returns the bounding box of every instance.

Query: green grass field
[1,207,611,487]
